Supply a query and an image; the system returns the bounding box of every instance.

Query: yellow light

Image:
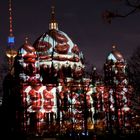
[6,49,17,58]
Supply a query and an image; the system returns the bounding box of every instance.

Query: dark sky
[0,0,140,70]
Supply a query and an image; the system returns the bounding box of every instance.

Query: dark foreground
[27,134,140,140]
[1,133,140,140]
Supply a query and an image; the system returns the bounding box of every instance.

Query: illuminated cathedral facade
[2,1,134,138]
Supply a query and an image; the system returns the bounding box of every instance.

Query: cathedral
[1,0,135,139]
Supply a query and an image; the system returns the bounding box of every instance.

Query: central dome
[33,29,84,70]
[32,6,85,80]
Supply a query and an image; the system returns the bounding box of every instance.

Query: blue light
[8,36,15,44]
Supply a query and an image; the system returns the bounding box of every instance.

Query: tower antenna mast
[6,0,17,73]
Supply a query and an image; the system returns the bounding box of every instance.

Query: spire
[9,0,13,36]
[49,1,58,30]
[8,0,15,46]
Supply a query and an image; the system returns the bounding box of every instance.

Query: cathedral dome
[32,6,84,73]
[18,38,37,61]
[33,29,84,70]
[107,45,124,62]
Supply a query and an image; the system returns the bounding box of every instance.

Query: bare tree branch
[126,0,140,8]
[103,0,140,23]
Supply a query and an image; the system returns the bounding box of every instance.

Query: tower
[104,45,133,134]
[6,0,17,73]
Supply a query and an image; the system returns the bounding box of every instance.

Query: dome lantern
[49,6,58,30]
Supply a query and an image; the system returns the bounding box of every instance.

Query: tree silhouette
[127,46,140,114]
[0,62,9,97]
[128,46,140,93]
[103,0,140,23]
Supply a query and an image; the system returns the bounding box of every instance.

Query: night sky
[0,0,140,71]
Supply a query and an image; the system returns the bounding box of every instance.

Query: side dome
[107,45,124,62]
[17,38,37,63]
[33,29,84,70]
[18,38,36,57]
[15,38,39,83]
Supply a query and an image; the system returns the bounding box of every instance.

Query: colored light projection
[56,79,94,132]
[33,30,84,71]
[103,48,134,131]
[15,30,95,135]
[14,29,134,136]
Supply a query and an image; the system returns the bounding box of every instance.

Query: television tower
[6,0,17,72]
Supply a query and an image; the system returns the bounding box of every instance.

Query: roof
[107,45,124,62]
